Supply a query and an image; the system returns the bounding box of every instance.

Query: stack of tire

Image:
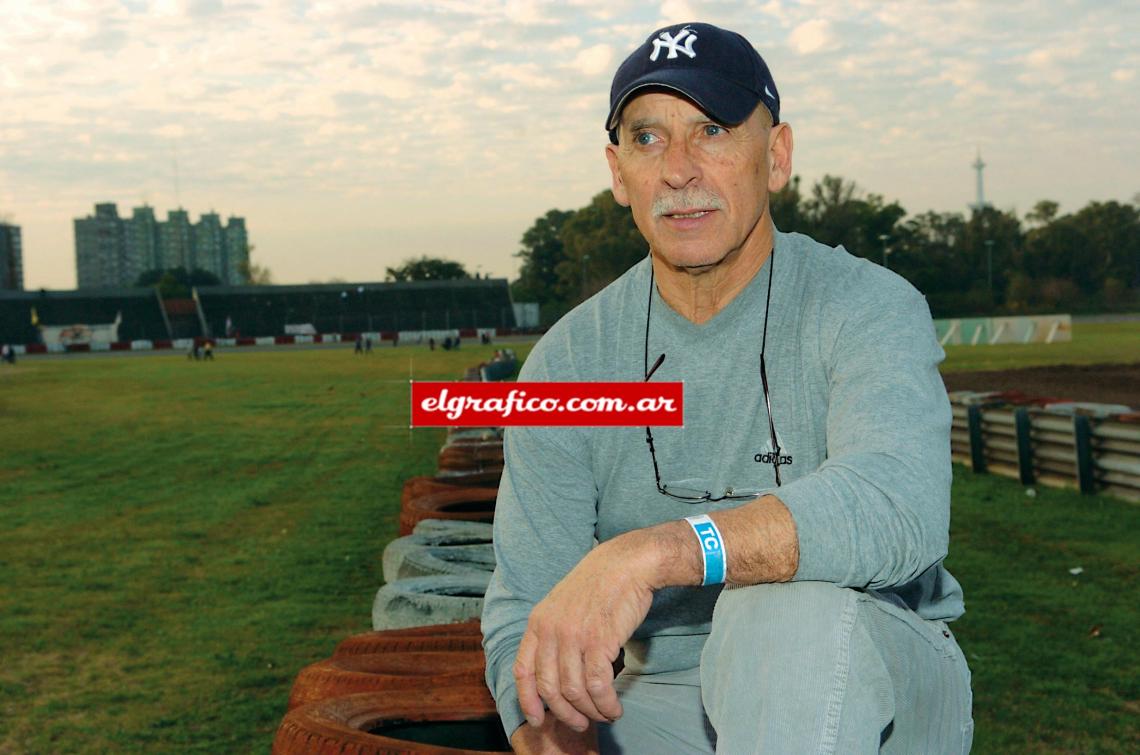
[273,620,511,753]
[273,361,513,753]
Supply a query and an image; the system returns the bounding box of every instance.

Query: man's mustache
[652,191,726,217]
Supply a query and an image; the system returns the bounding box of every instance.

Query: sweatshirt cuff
[771,472,842,584]
[491,654,528,739]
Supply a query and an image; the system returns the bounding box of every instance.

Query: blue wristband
[685,514,727,586]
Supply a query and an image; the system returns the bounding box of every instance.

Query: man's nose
[662,138,701,189]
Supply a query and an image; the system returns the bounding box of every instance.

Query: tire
[399,488,498,536]
[402,477,466,512]
[438,443,504,468]
[334,621,483,658]
[437,455,503,475]
[273,687,510,754]
[382,537,495,582]
[287,651,486,709]
[401,478,496,518]
[372,574,491,631]
[412,519,495,542]
[432,469,502,487]
[446,428,502,445]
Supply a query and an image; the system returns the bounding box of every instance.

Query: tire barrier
[273,359,514,754]
[287,651,487,710]
[334,621,483,658]
[273,687,511,754]
[399,488,499,536]
[372,574,491,631]
[382,536,495,582]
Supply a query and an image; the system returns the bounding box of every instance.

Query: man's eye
[634,132,657,146]
[703,124,725,137]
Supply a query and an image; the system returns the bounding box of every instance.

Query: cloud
[788,19,835,55]
[659,0,698,24]
[569,44,613,77]
[2,0,1137,290]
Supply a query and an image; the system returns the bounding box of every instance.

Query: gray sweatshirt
[481,229,964,737]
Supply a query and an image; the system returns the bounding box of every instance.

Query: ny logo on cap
[650,26,698,61]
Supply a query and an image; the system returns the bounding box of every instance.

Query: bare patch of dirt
[941,363,1140,409]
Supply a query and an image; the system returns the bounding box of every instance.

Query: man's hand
[512,532,663,732]
[510,717,599,754]
[510,497,797,734]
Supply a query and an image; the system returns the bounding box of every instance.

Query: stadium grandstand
[0,278,517,347]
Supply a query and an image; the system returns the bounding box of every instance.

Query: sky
[1,0,1136,291]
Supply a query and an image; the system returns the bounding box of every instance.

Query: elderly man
[482,22,973,754]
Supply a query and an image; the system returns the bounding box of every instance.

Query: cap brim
[606,69,761,131]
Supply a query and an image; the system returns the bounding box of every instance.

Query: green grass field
[0,326,1137,753]
[941,321,1140,372]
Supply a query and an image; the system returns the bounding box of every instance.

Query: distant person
[392,332,399,348]
[188,342,200,361]
[481,332,491,345]
[442,336,453,351]
[429,337,436,351]
[454,335,461,350]
[354,335,364,355]
[203,341,214,361]
[365,337,373,354]
[1,344,14,365]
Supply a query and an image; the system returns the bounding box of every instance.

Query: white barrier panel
[285,323,317,335]
[91,342,111,351]
[255,336,275,346]
[294,335,314,344]
[936,314,1072,346]
[41,321,121,345]
[513,302,539,328]
[215,338,235,347]
[131,340,154,350]
[396,330,458,344]
[173,338,193,350]
[13,345,27,355]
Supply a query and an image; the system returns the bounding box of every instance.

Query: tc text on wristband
[684,514,727,586]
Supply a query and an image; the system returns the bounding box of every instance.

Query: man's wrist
[615,520,705,590]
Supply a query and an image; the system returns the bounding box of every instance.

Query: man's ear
[605,143,631,207]
[767,122,794,193]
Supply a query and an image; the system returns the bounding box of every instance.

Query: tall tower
[971,148,989,212]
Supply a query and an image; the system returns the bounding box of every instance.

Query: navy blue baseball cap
[606,23,780,143]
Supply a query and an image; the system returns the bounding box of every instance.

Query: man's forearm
[637,494,799,589]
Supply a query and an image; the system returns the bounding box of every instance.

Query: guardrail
[950,391,1140,502]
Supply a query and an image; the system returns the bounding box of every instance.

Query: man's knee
[707,581,857,652]
[700,583,893,753]
[700,582,862,709]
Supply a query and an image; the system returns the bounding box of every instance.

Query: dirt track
[941,363,1140,409]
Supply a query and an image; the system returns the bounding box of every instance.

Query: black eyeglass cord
[644,245,782,498]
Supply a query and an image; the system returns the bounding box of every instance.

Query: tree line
[512,176,1140,325]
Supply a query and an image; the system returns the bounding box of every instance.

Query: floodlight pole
[878,234,891,269]
[984,239,995,300]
